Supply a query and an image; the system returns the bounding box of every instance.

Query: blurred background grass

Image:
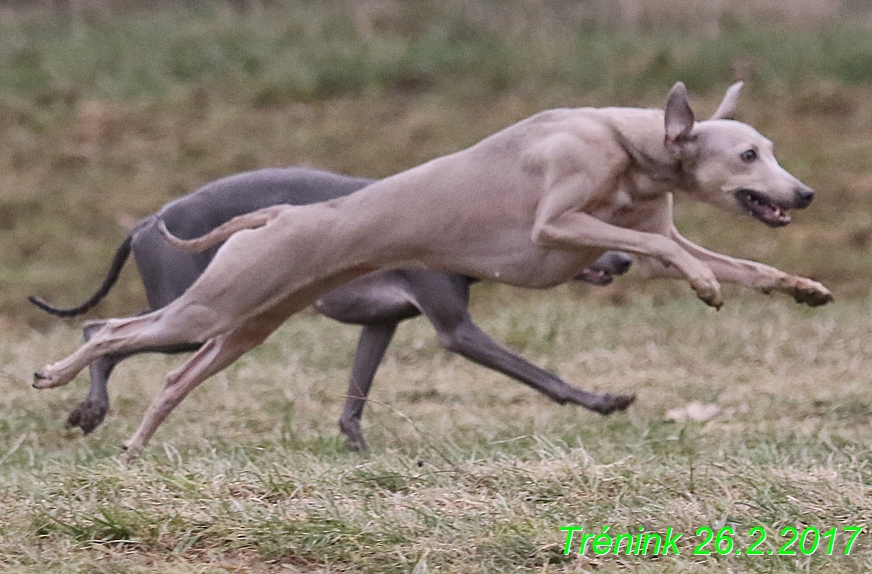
[0,0,870,324]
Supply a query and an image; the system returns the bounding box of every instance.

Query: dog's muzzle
[734,189,795,227]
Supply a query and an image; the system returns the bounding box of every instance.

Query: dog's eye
[741,149,758,163]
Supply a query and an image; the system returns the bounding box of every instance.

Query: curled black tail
[28,235,133,317]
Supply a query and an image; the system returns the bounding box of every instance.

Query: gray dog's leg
[338,323,397,451]
[403,272,635,414]
[320,269,634,450]
[66,322,115,433]
[51,170,373,434]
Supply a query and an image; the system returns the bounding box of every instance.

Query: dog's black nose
[613,253,633,275]
[794,186,815,208]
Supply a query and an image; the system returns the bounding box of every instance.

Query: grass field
[1,1,872,572]
[2,293,872,572]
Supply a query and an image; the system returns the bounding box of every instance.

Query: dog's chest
[452,246,600,289]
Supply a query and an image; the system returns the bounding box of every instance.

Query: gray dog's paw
[67,400,108,434]
[339,418,369,452]
[592,393,636,415]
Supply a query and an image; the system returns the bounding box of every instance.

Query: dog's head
[574,251,633,285]
[664,82,815,227]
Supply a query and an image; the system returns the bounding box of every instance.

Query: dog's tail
[158,205,284,254]
[28,235,133,317]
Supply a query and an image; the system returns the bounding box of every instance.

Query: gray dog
[30,168,634,450]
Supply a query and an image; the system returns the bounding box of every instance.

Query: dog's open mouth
[574,268,613,285]
[735,189,791,227]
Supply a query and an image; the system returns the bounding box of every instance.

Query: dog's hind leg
[66,320,203,434]
[34,305,213,390]
[65,321,116,433]
[122,313,286,458]
[405,273,635,414]
[338,323,398,451]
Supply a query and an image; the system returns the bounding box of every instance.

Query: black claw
[32,372,48,389]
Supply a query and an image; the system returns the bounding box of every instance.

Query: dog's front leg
[641,226,833,307]
[532,209,723,308]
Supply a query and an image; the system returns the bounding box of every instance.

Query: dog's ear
[709,81,744,121]
[664,82,697,158]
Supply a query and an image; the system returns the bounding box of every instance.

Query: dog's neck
[603,108,696,193]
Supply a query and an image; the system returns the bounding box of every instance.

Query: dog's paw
[120,440,143,462]
[692,279,723,309]
[591,393,636,415]
[33,362,84,389]
[683,265,723,309]
[33,369,67,389]
[339,418,369,452]
[67,400,109,434]
[788,277,834,307]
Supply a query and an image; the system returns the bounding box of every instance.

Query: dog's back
[158,168,373,239]
[132,168,373,309]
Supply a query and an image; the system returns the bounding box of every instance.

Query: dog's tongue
[575,268,613,285]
